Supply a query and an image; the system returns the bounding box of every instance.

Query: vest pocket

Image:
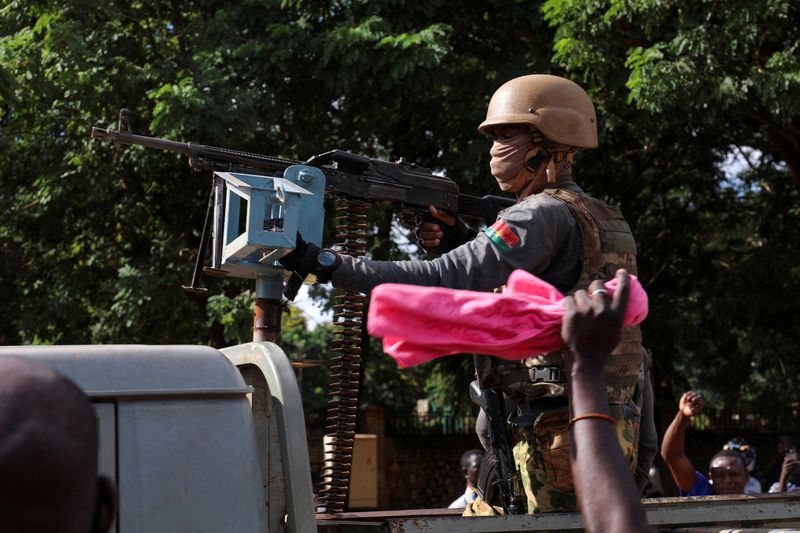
[533,410,574,494]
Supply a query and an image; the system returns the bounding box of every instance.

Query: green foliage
[361,336,426,416]
[282,306,335,424]
[543,0,800,409]
[1,0,798,417]
[205,290,257,346]
[3,0,547,410]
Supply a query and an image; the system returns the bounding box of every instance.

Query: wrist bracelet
[569,413,616,429]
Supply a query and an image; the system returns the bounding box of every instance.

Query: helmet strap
[546,150,575,183]
[546,159,557,184]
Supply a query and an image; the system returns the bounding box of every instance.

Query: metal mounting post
[254,275,284,344]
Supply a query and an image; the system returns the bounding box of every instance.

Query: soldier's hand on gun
[416,205,456,251]
[678,391,705,418]
[561,269,630,373]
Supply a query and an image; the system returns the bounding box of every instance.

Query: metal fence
[386,408,800,436]
[689,407,800,434]
[387,414,476,436]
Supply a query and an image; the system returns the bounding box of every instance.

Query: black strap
[499,366,565,387]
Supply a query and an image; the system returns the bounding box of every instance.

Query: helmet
[724,437,756,471]
[478,74,598,149]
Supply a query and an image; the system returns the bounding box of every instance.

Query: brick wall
[307,405,482,510]
[382,433,482,509]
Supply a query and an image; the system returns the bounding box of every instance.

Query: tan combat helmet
[478,74,598,149]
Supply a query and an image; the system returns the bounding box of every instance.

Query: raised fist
[678,391,705,418]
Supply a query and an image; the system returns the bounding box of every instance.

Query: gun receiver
[470,359,526,515]
[91,127,513,223]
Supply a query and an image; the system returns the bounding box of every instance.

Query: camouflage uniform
[466,186,644,515]
[466,411,638,515]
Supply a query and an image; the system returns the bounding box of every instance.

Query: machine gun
[90,126,513,224]
[91,118,514,514]
[91,126,513,294]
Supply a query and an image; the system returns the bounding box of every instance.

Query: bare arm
[660,391,704,493]
[778,455,799,492]
[562,271,652,533]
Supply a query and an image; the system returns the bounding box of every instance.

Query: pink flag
[367,269,648,368]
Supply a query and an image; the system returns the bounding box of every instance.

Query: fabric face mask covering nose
[489,132,536,182]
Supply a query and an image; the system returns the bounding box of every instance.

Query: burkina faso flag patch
[484,219,520,252]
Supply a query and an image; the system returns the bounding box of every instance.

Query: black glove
[279,232,321,301]
[279,233,342,300]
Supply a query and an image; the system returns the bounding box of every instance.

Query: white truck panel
[117,399,265,532]
[0,343,315,532]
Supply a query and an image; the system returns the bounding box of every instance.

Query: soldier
[281,74,656,513]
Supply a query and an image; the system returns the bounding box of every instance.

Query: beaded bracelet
[569,412,616,429]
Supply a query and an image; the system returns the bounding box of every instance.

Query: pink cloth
[367,270,648,368]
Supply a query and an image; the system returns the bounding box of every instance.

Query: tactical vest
[496,187,643,405]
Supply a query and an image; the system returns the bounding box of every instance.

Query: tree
[0,0,553,414]
[2,0,797,417]
[543,0,800,409]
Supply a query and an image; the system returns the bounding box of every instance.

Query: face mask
[490,133,547,192]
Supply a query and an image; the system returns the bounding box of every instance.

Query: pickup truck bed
[316,493,800,532]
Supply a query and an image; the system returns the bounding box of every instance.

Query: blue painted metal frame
[214,165,326,280]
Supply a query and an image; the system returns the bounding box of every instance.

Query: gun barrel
[91,127,301,173]
[90,126,506,220]
[458,194,514,222]
[91,127,192,155]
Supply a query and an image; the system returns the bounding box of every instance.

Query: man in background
[768,447,800,493]
[723,437,761,494]
[448,449,484,508]
[661,391,748,496]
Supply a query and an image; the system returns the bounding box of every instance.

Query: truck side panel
[117,398,266,532]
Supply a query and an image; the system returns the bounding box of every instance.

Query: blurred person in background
[768,445,800,493]
[764,435,797,488]
[661,391,748,496]
[448,449,484,508]
[723,437,761,494]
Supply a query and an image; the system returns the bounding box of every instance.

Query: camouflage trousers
[464,409,639,516]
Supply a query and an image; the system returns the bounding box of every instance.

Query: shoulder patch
[484,219,520,252]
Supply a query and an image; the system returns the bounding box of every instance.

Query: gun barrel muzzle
[90,127,109,140]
